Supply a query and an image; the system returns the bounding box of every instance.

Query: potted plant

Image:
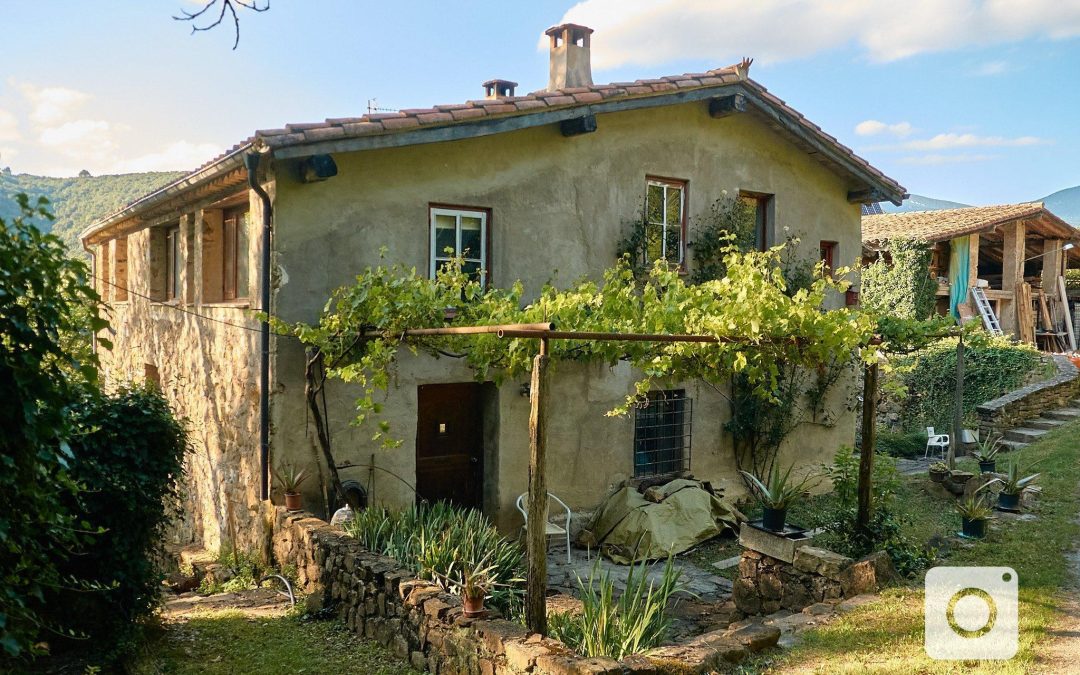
[972,435,1002,473]
[928,461,950,483]
[740,464,819,532]
[460,561,495,618]
[272,461,309,511]
[957,493,993,539]
[993,458,1040,511]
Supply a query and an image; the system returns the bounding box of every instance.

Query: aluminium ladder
[970,286,1003,336]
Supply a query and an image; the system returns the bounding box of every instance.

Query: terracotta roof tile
[87,60,908,235]
[862,203,1079,244]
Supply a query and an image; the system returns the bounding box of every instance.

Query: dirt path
[1032,520,1080,672]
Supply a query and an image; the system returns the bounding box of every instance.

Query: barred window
[633,390,692,477]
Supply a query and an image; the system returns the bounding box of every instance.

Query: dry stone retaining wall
[273,508,779,674]
[977,354,1080,438]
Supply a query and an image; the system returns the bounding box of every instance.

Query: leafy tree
[861,238,937,320]
[77,169,91,178]
[0,194,108,657]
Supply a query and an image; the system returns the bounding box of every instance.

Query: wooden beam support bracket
[708,93,747,118]
[559,114,597,137]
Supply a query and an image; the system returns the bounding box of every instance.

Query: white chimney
[546,23,593,90]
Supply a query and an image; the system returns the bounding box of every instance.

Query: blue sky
[2,1,1079,205]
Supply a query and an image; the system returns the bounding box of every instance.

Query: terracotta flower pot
[285,492,303,511]
[462,595,485,617]
[929,469,948,483]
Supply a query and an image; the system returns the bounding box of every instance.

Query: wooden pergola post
[950,333,964,469]
[525,338,550,634]
[857,361,878,531]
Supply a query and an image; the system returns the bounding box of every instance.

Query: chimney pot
[483,79,518,100]
[545,23,594,91]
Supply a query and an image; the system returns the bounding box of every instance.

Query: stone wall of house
[732,547,894,615]
[272,508,781,674]
[977,354,1080,438]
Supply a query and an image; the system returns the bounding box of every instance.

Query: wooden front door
[416,383,484,509]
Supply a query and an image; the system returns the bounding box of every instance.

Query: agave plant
[740,464,819,510]
[994,458,1041,496]
[972,435,1003,464]
[957,494,994,521]
[271,461,309,494]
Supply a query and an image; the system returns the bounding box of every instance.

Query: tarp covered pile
[588,478,742,564]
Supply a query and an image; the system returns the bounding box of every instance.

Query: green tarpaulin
[590,479,741,564]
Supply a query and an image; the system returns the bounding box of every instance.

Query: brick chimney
[546,23,593,90]
[483,79,518,100]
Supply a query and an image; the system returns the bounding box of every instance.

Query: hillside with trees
[0,169,184,254]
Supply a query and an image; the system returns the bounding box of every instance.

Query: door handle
[470,457,479,464]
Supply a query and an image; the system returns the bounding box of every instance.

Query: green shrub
[821,450,932,577]
[898,335,1044,430]
[0,194,107,659]
[549,557,682,659]
[875,430,927,458]
[49,385,187,660]
[344,503,524,618]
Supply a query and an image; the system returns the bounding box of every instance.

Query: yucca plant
[549,556,684,659]
[740,463,819,531]
[973,435,1003,472]
[957,493,993,539]
[989,457,1040,511]
[272,461,309,494]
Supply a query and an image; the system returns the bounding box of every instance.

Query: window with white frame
[644,178,686,266]
[430,207,487,283]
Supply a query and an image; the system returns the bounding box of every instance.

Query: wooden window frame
[222,205,249,301]
[428,204,491,286]
[112,237,129,303]
[739,191,773,252]
[819,240,838,276]
[644,176,688,268]
[165,225,181,302]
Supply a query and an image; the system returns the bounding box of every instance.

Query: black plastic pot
[762,506,787,532]
[978,461,996,473]
[998,491,1021,510]
[961,517,987,539]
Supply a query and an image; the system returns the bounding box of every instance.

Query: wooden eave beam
[708,93,747,118]
[559,114,597,137]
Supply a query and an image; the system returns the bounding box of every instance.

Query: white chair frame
[515,492,572,564]
[925,426,950,460]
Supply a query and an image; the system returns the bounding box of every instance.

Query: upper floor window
[222,205,249,301]
[633,389,692,477]
[98,243,111,301]
[819,240,837,275]
[644,178,686,266]
[430,206,488,284]
[112,237,129,302]
[740,192,773,252]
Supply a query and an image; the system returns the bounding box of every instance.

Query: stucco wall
[268,101,861,530]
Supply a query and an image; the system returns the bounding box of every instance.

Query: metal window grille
[633,390,692,477]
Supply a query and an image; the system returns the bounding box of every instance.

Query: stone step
[1026,418,1066,431]
[997,439,1029,452]
[1006,428,1048,443]
[1044,408,1080,422]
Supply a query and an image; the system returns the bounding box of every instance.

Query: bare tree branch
[174,0,269,50]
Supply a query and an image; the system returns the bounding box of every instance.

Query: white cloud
[549,0,1080,68]
[0,109,19,142]
[15,82,91,126]
[901,133,1045,151]
[115,140,223,172]
[38,119,112,148]
[855,120,913,137]
[973,60,1011,76]
[899,153,997,165]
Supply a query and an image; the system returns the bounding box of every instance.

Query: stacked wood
[1016,282,1036,345]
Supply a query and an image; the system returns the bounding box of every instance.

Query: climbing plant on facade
[861,238,937,320]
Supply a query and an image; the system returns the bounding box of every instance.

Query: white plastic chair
[516,492,572,564]
[925,427,950,460]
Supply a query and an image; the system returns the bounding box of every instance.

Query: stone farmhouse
[82,24,905,552]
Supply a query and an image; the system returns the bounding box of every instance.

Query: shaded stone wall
[977,354,1080,437]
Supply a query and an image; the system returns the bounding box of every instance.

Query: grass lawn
[732,421,1080,674]
[132,609,420,675]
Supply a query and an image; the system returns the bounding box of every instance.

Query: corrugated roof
[84,60,906,243]
[862,203,1079,244]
